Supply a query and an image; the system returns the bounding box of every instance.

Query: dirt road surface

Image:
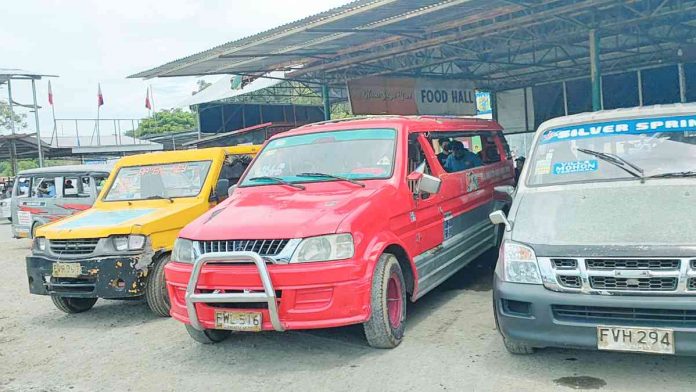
[1,222,696,392]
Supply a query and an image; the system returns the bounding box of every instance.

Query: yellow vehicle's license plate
[52,262,82,278]
[597,326,674,354]
[214,310,262,332]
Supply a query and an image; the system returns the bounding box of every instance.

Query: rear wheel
[145,254,171,317]
[185,324,231,344]
[363,253,406,349]
[51,295,97,314]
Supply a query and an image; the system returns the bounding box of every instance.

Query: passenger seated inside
[444,141,483,172]
[437,139,451,167]
[37,181,56,198]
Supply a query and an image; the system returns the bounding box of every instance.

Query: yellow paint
[36,146,260,252]
[115,261,122,268]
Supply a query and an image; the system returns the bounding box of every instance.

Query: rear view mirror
[489,210,512,232]
[408,169,441,196]
[215,179,230,202]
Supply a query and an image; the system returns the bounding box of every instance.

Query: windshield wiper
[576,148,645,182]
[248,176,305,190]
[648,170,696,179]
[146,195,174,203]
[296,172,366,188]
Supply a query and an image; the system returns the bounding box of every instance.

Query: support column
[589,29,602,112]
[31,79,44,167]
[678,63,687,103]
[7,79,18,176]
[322,85,331,121]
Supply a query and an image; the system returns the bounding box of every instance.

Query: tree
[192,79,212,95]
[130,108,196,138]
[0,100,27,134]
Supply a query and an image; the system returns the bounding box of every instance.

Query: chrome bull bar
[185,251,284,332]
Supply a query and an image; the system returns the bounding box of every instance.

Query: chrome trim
[193,239,301,263]
[539,257,696,296]
[185,251,284,332]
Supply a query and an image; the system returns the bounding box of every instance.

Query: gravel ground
[1,221,696,392]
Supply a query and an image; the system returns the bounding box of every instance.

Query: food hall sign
[348,77,477,116]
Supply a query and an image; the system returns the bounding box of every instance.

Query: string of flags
[45,82,154,111]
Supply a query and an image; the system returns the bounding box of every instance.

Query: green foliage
[130,109,196,137]
[0,100,27,134]
[0,159,79,177]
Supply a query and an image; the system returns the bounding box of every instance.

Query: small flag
[97,83,104,107]
[145,87,152,110]
[48,81,54,105]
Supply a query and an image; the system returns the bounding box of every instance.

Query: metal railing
[49,118,146,147]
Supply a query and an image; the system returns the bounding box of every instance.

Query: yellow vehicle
[26,146,259,316]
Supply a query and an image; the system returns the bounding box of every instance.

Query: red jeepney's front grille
[197,240,289,257]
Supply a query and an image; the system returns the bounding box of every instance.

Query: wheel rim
[386,273,403,329]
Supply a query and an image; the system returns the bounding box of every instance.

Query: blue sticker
[540,115,696,145]
[552,160,598,175]
[55,209,155,229]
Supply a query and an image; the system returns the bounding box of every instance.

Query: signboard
[348,77,476,116]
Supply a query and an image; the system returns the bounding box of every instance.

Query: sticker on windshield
[552,160,598,175]
[534,159,551,175]
[540,115,696,144]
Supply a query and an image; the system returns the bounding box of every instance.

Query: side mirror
[494,185,515,196]
[227,184,238,197]
[489,210,512,232]
[408,170,441,196]
[215,179,230,202]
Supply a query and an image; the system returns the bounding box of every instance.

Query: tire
[51,295,97,314]
[145,254,171,317]
[185,324,231,344]
[363,253,407,349]
[31,222,39,239]
[503,337,535,355]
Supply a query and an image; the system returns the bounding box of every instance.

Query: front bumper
[165,252,372,332]
[26,255,149,299]
[494,278,696,355]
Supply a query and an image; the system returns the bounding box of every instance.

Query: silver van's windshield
[527,115,696,186]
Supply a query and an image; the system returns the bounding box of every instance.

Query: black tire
[503,337,535,355]
[185,324,231,344]
[145,254,171,317]
[363,253,407,349]
[51,295,97,314]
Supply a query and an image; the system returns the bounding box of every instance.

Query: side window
[407,134,433,197]
[63,177,82,197]
[498,132,512,160]
[481,134,501,164]
[219,155,253,185]
[15,177,31,198]
[93,176,108,195]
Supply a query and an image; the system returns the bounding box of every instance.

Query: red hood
[180,183,379,240]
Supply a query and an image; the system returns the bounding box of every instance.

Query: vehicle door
[402,133,445,299]
[17,175,59,237]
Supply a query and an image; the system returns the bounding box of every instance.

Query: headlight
[290,234,354,263]
[172,238,195,264]
[34,237,47,252]
[499,241,542,284]
[111,235,146,251]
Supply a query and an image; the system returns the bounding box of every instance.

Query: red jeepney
[166,116,515,348]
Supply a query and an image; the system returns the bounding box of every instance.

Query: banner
[348,77,476,116]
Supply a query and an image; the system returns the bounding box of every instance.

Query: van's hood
[38,202,200,239]
[181,185,379,240]
[512,182,696,247]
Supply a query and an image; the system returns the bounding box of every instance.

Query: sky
[1,0,348,140]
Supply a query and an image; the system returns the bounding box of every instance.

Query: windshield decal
[55,209,155,229]
[540,115,696,145]
[552,160,599,175]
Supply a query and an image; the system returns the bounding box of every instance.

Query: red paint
[56,203,91,211]
[387,272,403,328]
[19,206,46,214]
[165,116,514,332]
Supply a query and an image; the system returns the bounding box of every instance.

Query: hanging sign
[348,77,476,116]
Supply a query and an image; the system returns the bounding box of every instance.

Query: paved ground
[1,222,696,392]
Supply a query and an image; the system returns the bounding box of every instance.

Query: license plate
[52,262,82,278]
[214,311,262,332]
[597,326,675,354]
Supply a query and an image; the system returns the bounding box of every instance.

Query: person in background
[64,179,74,189]
[437,139,452,166]
[37,182,56,198]
[514,156,526,185]
[444,141,483,172]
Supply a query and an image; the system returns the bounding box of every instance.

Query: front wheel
[185,324,231,344]
[51,295,97,314]
[145,254,171,317]
[363,253,407,349]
